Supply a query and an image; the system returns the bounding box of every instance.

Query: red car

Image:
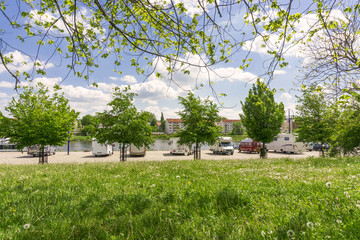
[238,138,261,153]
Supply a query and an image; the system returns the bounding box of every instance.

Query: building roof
[166,118,184,123]
[221,119,241,123]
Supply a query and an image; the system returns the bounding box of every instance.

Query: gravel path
[0,150,319,165]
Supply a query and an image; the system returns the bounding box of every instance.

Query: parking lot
[0,150,320,165]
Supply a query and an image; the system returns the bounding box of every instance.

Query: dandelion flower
[23,224,31,229]
[287,230,295,237]
[306,222,314,228]
[161,209,165,211]
[326,182,331,187]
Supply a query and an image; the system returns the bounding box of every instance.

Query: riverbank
[0,150,319,165]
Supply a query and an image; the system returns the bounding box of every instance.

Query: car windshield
[221,142,231,147]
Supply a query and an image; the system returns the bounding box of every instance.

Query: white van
[210,137,234,155]
[27,145,56,157]
[92,138,113,157]
[169,137,190,155]
[130,143,146,157]
[265,134,305,153]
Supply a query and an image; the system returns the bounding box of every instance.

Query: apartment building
[219,119,242,134]
[165,119,184,134]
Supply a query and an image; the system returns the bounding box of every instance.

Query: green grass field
[1,157,359,239]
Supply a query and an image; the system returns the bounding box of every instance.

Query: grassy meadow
[1,156,359,239]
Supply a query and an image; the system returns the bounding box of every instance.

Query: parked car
[313,143,330,151]
[306,142,314,151]
[210,137,234,155]
[238,138,261,153]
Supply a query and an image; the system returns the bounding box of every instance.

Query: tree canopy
[0,82,79,163]
[240,79,285,158]
[231,121,245,135]
[95,86,154,161]
[294,85,334,156]
[177,92,220,159]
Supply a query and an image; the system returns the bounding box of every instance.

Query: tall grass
[1,156,359,239]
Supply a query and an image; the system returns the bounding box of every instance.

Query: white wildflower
[261,231,266,237]
[326,182,331,187]
[287,230,295,237]
[306,222,314,228]
[176,175,180,178]
[23,224,31,229]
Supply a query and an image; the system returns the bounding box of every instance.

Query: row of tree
[0,80,282,162]
[2,79,358,163]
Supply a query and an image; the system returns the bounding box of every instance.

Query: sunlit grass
[1,156,359,239]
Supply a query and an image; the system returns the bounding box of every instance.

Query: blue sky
[0,0,326,120]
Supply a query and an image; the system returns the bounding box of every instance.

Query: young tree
[95,86,154,161]
[0,83,79,163]
[231,121,245,135]
[295,85,334,157]
[80,114,99,136]
[160,112,166,132]
[143,111,158,132]
[177,92,221,159]
[330,86,360,155]
[240,79,285,158]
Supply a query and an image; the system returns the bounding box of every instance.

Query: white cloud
[120,75,137,84]
[109,75,137,84]
[94,82,118,92]
[28,8,103,36]
[0,81,13,88]
[149,54,259,90]
[33,77,62,87]
[0,92,8,98]
[219,108,241,119]
[274,70,286,75]
[0,51,54,75]
[280,92,293,100]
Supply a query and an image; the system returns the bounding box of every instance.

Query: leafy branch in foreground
[0,0,356,89]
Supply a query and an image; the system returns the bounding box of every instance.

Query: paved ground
[0,150,320,165]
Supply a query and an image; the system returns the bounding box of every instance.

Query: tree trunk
[194,143,201,160]
[260,142,267,158]
[321,144,325,157]
[40,145,45,164]
[121,143,126,162]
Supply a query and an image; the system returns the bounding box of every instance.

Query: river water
[58,140,240,152]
